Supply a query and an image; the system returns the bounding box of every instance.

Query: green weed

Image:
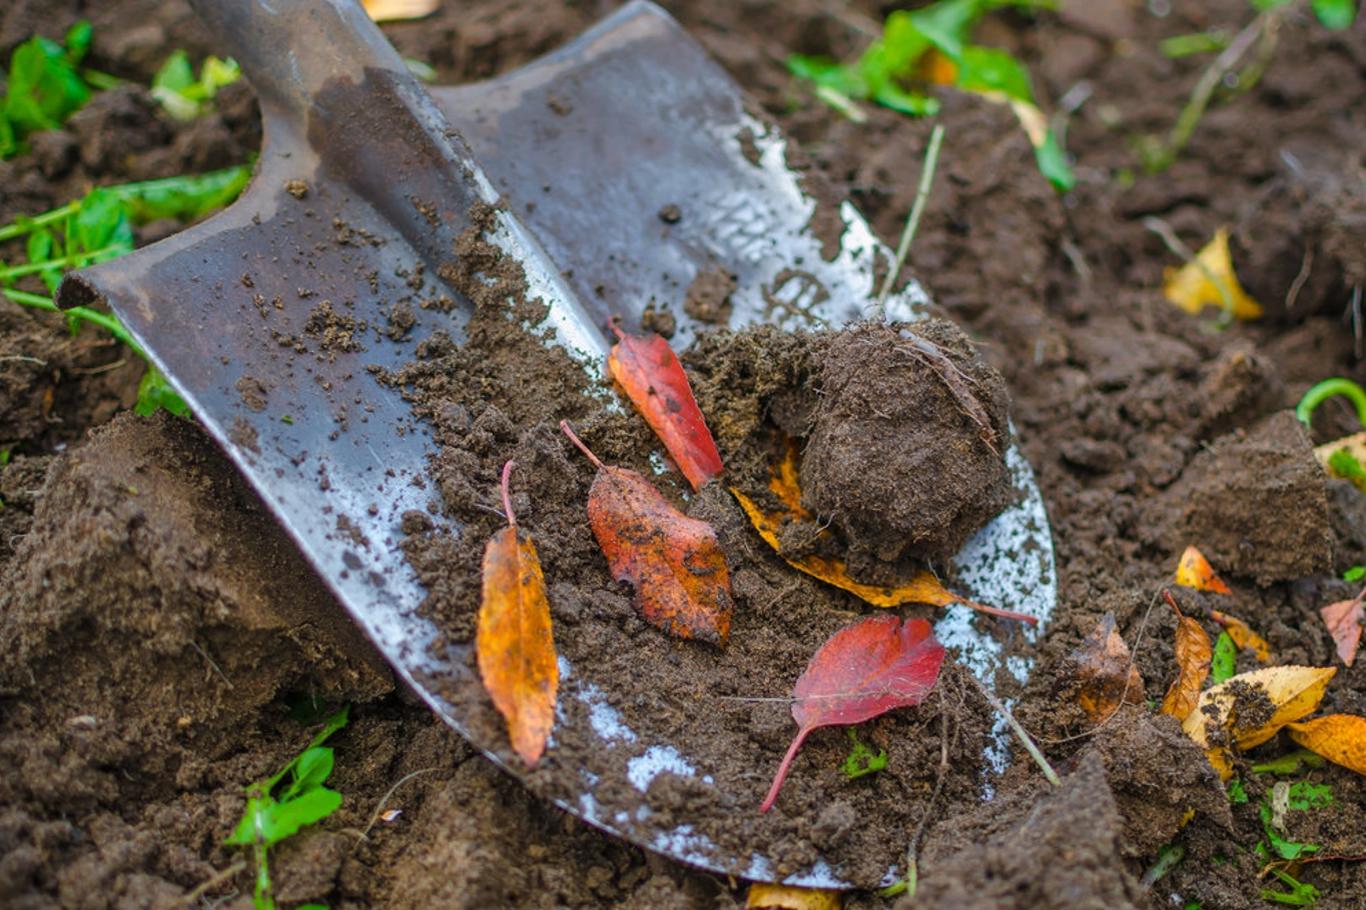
[227,706,350,910]
[785,0,1074,190]
[1344,565,1366,583]
[1211,631,1237,685]
[0,165,252,416]
[1261,868,1320,907]
[840,728,888,780]
[0,22,111,158]
[151,50,241,121]
[1257,780,1332,861]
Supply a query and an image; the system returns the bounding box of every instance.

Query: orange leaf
[915,49,959,86]
[1161,592,1211,722]
[1319,588,1365,667]
[608,325,723,492]
[1174,546,1232,594]
[562,422,732,644]
[731,442,1036,623]
[1286,714,1366,775]
[1072,612,1145,724]
[1209,609,1272,662]
[477,461,558,767]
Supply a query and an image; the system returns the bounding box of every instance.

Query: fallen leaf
[1319,588,1365,667]
[1072,612,1145,723]
[1175,546,1232,594]
[1182,666,1337,780]
[361,0,439,21]
[732,442,1036,624]
[1286,715,1366,775]
[760,615,945,812]
[746,883,843,910]
[1162,227,1264,321]
[477,461,558,767]
[561,421,732,644]
[608,325,723,492]
[1161,592,1212,722]
[1315,431,1366,493]
[1210,610,1272,662]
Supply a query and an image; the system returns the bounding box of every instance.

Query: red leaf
[1321,588,1365,667]
[760,615,946,812]
[608,325,723,491]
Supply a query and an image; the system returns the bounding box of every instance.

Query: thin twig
[1284,247,1314,312]
[875,124,946,314]
[176,860,247,907]
[190,640,234,690]
[966,674,1060,787]
[0,354,47,365]
[353,767,441,847]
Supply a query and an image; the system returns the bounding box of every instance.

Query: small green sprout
[1345,565,1366,582]
[151,50,241,121]
[840,728,888,780]
[1211,631,1237,685]
[1260,868,1320,907]
[0,22,110,159]
[785,0,1074,190]
[1258,780,1332,862]
[227,706,350,910]
[1,165,251,416]
[1139,843,1186,888]
[1227,777,1249,805]
[1295,378,1366,430]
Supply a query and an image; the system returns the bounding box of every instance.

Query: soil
[3,1,1366,909]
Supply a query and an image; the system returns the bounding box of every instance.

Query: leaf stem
[559,420,604,469]
[1296,378,1366,430]
[0,243,125,280]
[875,123,945,314]
[500,459,517,527]
[957,595,1039,625]
[2,287,144,354]
[760,726,811,813]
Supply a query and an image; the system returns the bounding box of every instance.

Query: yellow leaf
[1175,546,1232,594]
[730,441,1036,623]
[361,0,439,22]
[1286,714,1366,775]
[1182,666,1336,780]
[477,463,558,767]
[746,883,843,910]
[1210,610,1272,662]
[1315,431,1366,492]
[1162,227,1263,321]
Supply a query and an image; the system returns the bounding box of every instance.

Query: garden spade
[58,0,1056,888]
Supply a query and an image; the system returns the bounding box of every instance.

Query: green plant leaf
[1227,777,1249,804]
[873,82,939,116]
[840,729,889,780]
[3,33,91,136]
[956,45,1034,103]
[1252,750,1326,776]
[1345,565,1366,582]
[116,165,252,223]
[134,366,190,418]
[64,21,93,65]
[786,53,864,96]
[282,747,335,801]
[226,787,343,848]
[1286,780,1333,811]
[152,49,196,94]
[1211,631,1237,685]
[72,188,134,257]
[1312,0,1357,28]
[1260,868,1320,907]
[1033,128,1076,191]
[908,0,983,61]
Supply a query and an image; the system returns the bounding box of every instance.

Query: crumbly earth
[2,0,1366,909]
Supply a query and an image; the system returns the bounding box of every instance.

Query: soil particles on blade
[386,207,1007,886]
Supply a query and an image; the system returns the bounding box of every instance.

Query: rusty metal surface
[57,0,1055,888]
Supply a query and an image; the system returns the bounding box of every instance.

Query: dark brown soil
[3,0,1366,908]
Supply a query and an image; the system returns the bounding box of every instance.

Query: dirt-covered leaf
[562,423,732,645]
[608,325,723,492]
[1287,714,1366,775]
[1175,546,1232,594]
[1319,588,1365,667]
[1182,666,1337,780]
[1210,609,1272,662]
[732,442,1035,623]
[761,615,945,812]
[1073,611,1145,723]
[477,461,558,767]
[1316,431,1366,493]
[1162,228,1263,321]
[1161,595,1212,722]
[746,882,843,910]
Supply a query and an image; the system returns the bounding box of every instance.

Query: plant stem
[967,674,1060,787]
[559,420,605,469]
[1296,378,1366,429]
[0,202,79,243]
[875,124,945,314]
[1,288,144,354]
[0,244,125,280]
